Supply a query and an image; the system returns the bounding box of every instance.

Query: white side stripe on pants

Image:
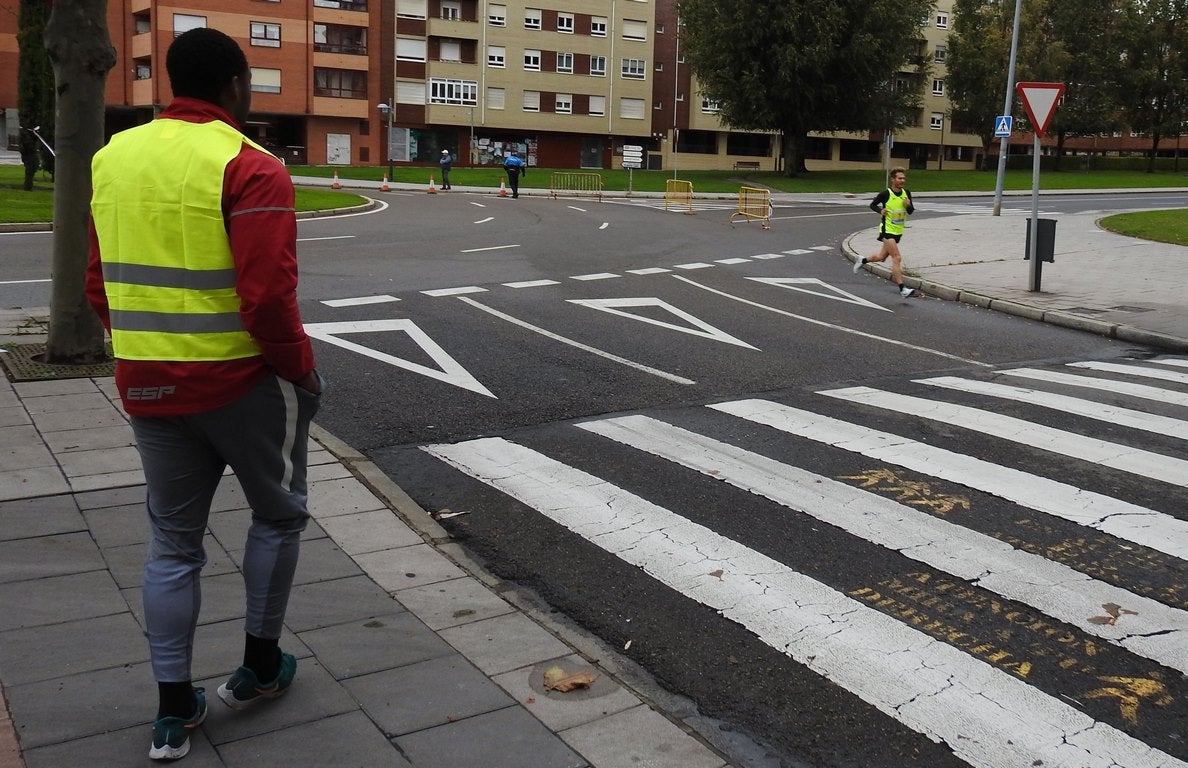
[424,437,1186,768]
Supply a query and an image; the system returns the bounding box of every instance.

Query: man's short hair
[890,166,907,178]
[167,28,248,104]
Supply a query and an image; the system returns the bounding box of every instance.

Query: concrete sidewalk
[1,189,1185,768]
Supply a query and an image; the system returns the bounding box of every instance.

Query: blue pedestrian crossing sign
[994,115,1013,137]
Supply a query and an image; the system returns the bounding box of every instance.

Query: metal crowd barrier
[549,172,603,202]
[730,186,772,229]
[665,179,695,215]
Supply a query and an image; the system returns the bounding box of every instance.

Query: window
[396,37,426,61]
[487,45,506,67]
[653,100,663,110]
[523,90,540,111]
[701,98,720,114]
[935,12,948,28]
[314,68,366,99]
[135,61,151,80]
[173,14,205,35]
[657,24,665,33]
[557,12,574,33]
[396,81,426,105]
[557,52,573,73]
[487,87,505,110]
[316,24,368,55]
[591,16,607,36]
[134,15,151,35]
[930,112,944,129]
[488,4,506,26]
[556,93,572,114]
[619,97,645,119]
[441,0,460,20]
[621,58,646,79]
[932,78,945,96]
[590,55,606,76]
[395,0,427,18]
[250,22,280,47]
[429,77,477,105]
[525,8,541,29]
[654,62,664,71]
[440,39,461,62]
[250,67,281,93]
[589,95,605,115]
[934,45,947,63]
[524,49,541,70]
[622,19,647,40]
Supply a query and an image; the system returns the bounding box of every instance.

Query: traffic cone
[427,176,437,194]
[380,173,390,192]
[331,170,342,190]
[498,178,508,197]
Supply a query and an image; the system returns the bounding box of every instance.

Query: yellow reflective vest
[882,187,910,237]
[91,118,265,362]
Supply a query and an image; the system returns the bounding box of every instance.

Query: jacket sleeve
[869,189,890,212]
[224,145,316,381]
[905,190,915,214]
[85,217,112,331]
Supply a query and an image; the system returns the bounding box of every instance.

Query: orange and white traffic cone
[380,173,390,192]
[331,170,342,190]
[427,176,437,194]
[498,178,508,197]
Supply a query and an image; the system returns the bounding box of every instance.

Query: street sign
[622,144,643,152]
[622,144,643,170]
[622,161,642,169]
[994,115,1013,138]
[1015,82,1065,138]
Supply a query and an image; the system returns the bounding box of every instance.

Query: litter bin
[1024,218,1056,263]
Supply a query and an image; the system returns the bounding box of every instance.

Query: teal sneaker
[217,652,296,710]
[149,687,206,761]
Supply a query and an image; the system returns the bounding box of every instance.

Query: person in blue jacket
[503,151,525,198]
[439,149,452,190]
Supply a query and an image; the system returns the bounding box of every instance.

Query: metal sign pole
[1028,133,1042,291]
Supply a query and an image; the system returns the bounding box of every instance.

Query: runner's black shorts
[877,232,903,242]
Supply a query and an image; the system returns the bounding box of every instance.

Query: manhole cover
[0,342,115,382]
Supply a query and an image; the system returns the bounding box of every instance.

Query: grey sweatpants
[131,373,322,683]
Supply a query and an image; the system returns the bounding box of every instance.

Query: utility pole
[992,0,1023,216]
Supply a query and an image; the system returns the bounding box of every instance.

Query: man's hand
[293,370,321,394]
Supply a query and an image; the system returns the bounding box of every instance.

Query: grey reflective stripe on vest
[110,309,245,334]
[102,262,238,290]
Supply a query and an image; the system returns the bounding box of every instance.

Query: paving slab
[0,495,85,541]
[0,612,149,686]
[560,705,726,768]
[316,509,423,555]
[0,570,127,632]
[394,705,587,768]
[493,655,642,732]
[298,612,456,680]
[394,576,516,631]
[439,613,573,677]
[285,574,406,633]
[217,711,409,768]
[0,532,104,584]
[353,542,467,592]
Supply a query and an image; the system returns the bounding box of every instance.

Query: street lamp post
[377,102,393,181]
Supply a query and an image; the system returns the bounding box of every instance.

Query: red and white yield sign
[1015,82,1065,138]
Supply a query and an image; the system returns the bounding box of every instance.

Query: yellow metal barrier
[730,186,772,229]
[549,172,603,202]
[665,179,695,215]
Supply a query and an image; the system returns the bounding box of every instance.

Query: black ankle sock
[158,681,196,720]
[244,634,280,682]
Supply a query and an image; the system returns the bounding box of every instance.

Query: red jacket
[87,98,315,417]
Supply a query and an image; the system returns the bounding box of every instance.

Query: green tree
[947,0,1017,156]
[1115,0,1187,171]
[677,0,934,176]
[17,0,54,191]
[42,0,115,365]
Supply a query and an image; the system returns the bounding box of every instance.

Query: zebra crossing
[419,356,1188,768]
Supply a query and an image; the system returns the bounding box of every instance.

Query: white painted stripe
[0,278,51,285]
[456,297,695,385]
[714,258,751,264]
[710,399,1188,561]
[751,252,786,260]
[820,387,1188,487]
[599,222,609,230]
[674,276,993,368]
[579,414,1188,673]
[568,205,587,212]
[1150,358,1188,369]
[1070,361,1188,385]
[1001,367,1188,408]
[321,295,400,307]
[422,286,488,297]
[918,376,1188,441]
[782,249,813,255]
[673,262,715,270]
[474,217,494,224]
[626,267,671,275]
[461,244,520,253]
[470,201,486,206]
[297,235,355,242]
[809,245,834,251]
[424,437,1185,768]
[571,272,620,281]
[502,279,561,289]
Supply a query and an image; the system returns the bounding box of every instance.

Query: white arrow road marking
[304,319,495,398]
[747,277,891,312]
[321,295,400,307]
[568,297,758,349]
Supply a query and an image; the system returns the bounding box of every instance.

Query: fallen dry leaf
[543,666,598,692]
[623,639,633,651]
[708,569,724,580]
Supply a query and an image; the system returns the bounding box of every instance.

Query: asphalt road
[3,190,1185,767]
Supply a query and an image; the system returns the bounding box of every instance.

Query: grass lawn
[1099,208,1188,246]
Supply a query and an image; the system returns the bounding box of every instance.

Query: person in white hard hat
[439,149,453,190]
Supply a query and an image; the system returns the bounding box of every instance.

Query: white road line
[461,244,520,253]
[474,217,494,224]
[626,267,671,275]
[579,414,1188,673]
[710,399,1188,561]
[321,295,400,307]
[298,235,355,242]
[422,286,488,297]
[455,297,695,385]
[599,223,609,230]
[1070,361,1188,385]
[424,437,1186,768]
[1149,358,1188,369]
[0,278,51,285]
[470,202,487,207]
[1001,368,1188,408]
[674,276,992,368]
[571,272,620,281]
[715,258,751,264]
[918,376,1188,441]
[782,249,813,255]
[751,253,787,260]
[673,262,715,270]
[809,245,834,251]
[502,279,561,289]
[568,205,587,212]
[821,387,1188,487]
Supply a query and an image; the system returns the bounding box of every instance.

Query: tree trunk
[1147,133,1161,173]
[41,0,115,365]
[781,130,810,177]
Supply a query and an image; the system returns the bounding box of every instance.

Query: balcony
[427,17,479,40]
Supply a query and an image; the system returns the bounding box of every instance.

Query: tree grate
[0,343,115,382]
